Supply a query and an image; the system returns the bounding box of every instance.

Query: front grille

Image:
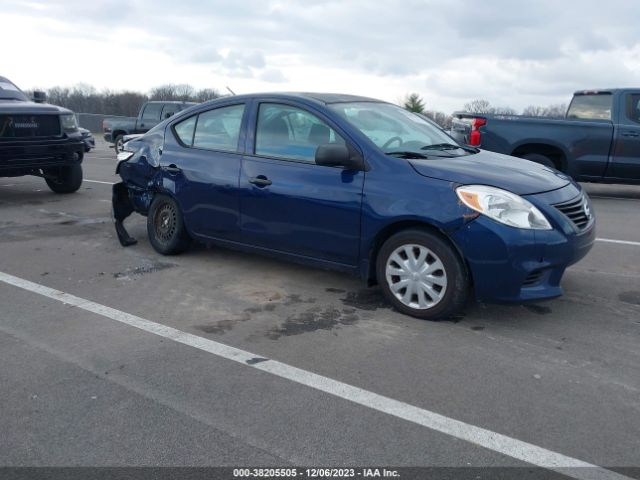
[553,194,591,230]
[0,114,61,139]
[523,270,544,287]
[0,138,78,170]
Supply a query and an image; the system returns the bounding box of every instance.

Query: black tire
[376,229,468,320]
[45,164,83,194]
[114,134,125,154]
[147,194,191,255]
[520,153,557,170]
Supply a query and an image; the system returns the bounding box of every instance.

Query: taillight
[469,117,486,146]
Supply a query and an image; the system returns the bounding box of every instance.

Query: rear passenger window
[625,94,640,124]
[193,104,245,152]
[173,116,197,146]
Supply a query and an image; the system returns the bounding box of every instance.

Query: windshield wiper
[385,150,457,159]
[386,151,430,159]
[421,143,479,154]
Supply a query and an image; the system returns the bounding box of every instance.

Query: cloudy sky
[3,0,640,113]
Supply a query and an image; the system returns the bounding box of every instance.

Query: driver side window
[255,103,345,163]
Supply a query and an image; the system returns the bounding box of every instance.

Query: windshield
[0,79,29,101]
[329,101,470,157]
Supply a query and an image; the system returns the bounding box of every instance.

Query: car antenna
[226,86,236,96]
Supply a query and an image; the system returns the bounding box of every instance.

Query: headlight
[456,185,552,230]
[116,151,135,162]
[61,114,78,132]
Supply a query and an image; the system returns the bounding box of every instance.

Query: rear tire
[45,164,83,194]
[147,194,191,255]
[520,153,557,170]
[376,229,468,320]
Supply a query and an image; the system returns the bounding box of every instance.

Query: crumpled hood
[408,150,571,195]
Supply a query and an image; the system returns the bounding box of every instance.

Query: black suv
[0,76,84,193]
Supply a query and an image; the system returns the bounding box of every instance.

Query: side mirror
[32,91,47,103]
[165,112,174,119]
[315,144,363,170]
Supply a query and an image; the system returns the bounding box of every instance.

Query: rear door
[239,101,364,266]
[609,92,640,180]
[161,103,247,240]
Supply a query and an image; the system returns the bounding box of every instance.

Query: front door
[609,92,640,180]
[239,102,364,266]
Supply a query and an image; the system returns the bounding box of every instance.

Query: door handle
[164,164,182,174]
[622,132,639,137]
[249,175,272,187]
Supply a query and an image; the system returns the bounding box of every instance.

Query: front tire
[45,164,83,194]
[147,195,190,255]
[376,229,468,320]
[114,135,125,154]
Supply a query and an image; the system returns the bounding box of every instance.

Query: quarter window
[193,104,245,152]
[255,103,345,163]
[173,115,197,146]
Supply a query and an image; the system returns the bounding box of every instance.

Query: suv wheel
[45,164,83,194]
[376,229,468,320]
[147,194,191,255]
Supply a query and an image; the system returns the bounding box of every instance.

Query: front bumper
[103,132,113,143]
[0,137,84,173]
[451,185,595,303]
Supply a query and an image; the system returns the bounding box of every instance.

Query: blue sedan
[113,93,595,319]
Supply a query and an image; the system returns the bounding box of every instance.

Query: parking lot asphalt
[1,140,639,476]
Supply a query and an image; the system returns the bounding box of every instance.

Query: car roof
[205,92,384,106]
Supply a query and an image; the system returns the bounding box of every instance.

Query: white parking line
[84,179,115,185]
[596,237,640,247]
[0,271,632,480]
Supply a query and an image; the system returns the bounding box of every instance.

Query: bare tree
[463,99,493,114]
[492,106,517,115]
[522,105,547,116]
[403,93,426,113]
[194,88,222,102]
[543,103,567,118]
[522,103,567,118]
[149,84,180,101]
[422,110,453,129]
[463,99,517,115]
